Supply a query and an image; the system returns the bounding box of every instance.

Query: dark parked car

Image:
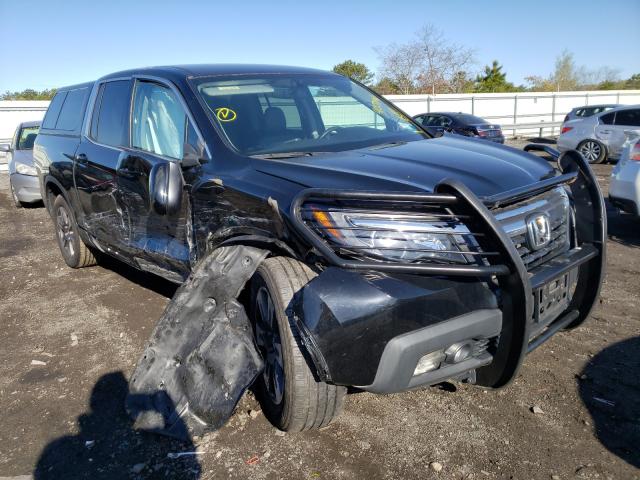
[1,120,42,207]
[34,65,605,432]
[412,112,505,143]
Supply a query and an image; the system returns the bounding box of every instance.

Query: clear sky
[1,0,638,92]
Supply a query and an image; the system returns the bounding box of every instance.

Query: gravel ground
[0,140,638,479]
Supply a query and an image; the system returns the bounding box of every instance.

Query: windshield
[17,125,39,150]
[191,74,428,157]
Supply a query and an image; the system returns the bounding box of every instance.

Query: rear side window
[454,114,486,124]
[91,80,132,147]
[56,88,89,131]
[614,109,640,127]
[42,92,66,129]
[422,115,438,126]
[600,112,615,125]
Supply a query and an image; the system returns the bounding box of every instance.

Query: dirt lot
[0,141,638,480]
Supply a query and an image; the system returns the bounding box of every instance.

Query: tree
[376,41,424,94]
[450,71,475,94]
[332,60,374,85]
[551,50,580,91]
[373,77,401,95]
[525,50,630,91]
[625,73,640,89]
[415,25,476,95]
[473,61,517,93]
[376,24,476,95]
[0,88,57,100]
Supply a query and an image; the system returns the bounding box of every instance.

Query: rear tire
[578,139,606,164]
[52,195,97,268]
[250,256,346,431]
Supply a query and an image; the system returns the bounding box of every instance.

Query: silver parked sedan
[557,105,640,163]
[0,121,42,207]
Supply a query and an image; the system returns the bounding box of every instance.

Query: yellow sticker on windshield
[215,107,237,122]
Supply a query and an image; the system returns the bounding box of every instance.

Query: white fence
[2,89,640,149]
[387,90,640,136]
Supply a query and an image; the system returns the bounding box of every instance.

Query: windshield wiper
[368,140,407,150]
[251,151,329,159]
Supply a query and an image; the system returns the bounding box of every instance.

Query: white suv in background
[610,134,640,217]
[557,105,640,164]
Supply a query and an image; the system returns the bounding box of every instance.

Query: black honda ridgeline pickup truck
[34,65,605,431]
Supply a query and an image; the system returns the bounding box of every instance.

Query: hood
[253,135,556,198]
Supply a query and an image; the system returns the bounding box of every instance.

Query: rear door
[74,79,133,251]
[594,111,616,149]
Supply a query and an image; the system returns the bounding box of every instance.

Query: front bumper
[290,150,606,391]
[556,134,578,153]
[10,173,41,203]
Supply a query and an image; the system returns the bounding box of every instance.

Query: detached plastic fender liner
[126,245,269,440]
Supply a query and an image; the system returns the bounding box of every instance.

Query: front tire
[578,139,606,164]
[53,195,97,268]
[10,181,22,208]
[250,257,346,431]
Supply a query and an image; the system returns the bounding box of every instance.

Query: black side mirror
[149,162,183,215]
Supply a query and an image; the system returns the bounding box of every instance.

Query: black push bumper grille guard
[290,150,606,388]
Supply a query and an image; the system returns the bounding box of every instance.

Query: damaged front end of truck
[286,150,606,393]
[127,149,605,438]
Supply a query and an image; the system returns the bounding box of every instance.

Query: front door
[115,79,202,281]
[609,108,640,158]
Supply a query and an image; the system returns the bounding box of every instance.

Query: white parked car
[557,105,640,164]
[610,134,640,217]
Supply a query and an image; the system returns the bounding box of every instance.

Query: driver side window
[132,81,187,160]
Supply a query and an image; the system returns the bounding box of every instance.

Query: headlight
[309,208,475,264]
[16,162,37,176]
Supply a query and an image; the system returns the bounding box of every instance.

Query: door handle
[116,153,146,178]
[117,167,145,178]
[601,130,612,134]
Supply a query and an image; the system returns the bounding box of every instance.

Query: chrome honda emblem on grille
[526,213,551,250]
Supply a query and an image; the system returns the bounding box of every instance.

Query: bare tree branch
[376,24,476,95]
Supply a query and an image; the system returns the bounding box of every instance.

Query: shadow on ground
[578,337,640,468]
[34,372,201,479]
[606,206,640,249]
